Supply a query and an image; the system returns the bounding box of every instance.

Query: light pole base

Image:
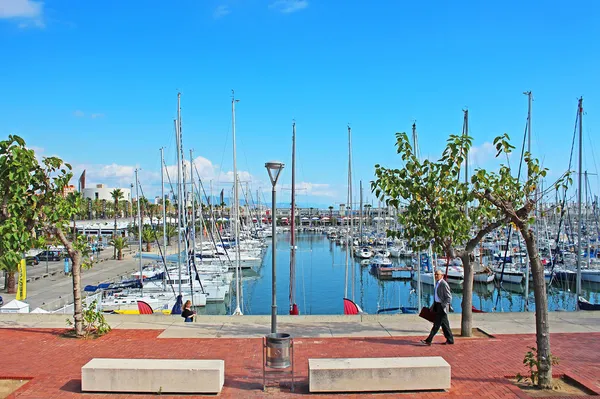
[232,306,244,316]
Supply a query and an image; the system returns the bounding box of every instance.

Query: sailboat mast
[463,109,469,205]
[135,168,143,295]
[190,149,197,300]
[175,92,184,297]
[348,124,355,301]
[174,119,182,297]
[412,122,419,160]
[523,91,532,310]
[161,147,167,291]
[290,121,298,315]
[576,97,583,305]
[359,181,363,246]
[232,90,243,315]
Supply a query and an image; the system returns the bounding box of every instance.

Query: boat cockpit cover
[171,294,183,315]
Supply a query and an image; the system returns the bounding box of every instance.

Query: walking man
[421,270,454,345]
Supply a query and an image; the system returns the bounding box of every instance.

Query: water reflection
[224,232,600,315]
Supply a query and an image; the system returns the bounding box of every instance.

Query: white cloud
[90,113,104,119]
[71,155,258,197]
[73,110,85,118]
[269,0,308,14]
[281,181,337,198]
[0,0,44,27]
[468,142,496,167]
[213,4,230,19]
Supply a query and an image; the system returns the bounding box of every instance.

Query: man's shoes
[442,341,454,345]
[419,340,432,346]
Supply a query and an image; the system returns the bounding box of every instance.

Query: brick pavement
[1,328,598,398]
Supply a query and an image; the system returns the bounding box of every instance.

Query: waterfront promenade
[0,246,155,311]
[1,312,599,398]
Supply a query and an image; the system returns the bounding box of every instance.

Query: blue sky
[1,0,599,208]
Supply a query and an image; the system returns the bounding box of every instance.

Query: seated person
[181,300,196,322]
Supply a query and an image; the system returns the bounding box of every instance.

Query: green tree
[372,132,506,337]
[0,135,91,336]
[110,236,128,260]
[110,189,124,260]
[0,135,47,293]
[471,134,570,389]
[141,227,155,252]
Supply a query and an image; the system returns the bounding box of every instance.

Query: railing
[44,292,103,314]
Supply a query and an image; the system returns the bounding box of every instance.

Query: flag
[16,259,26,300]
[219,189,224,205]
[79,170,86,191]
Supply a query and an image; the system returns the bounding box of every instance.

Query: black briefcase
[419,306,436,323]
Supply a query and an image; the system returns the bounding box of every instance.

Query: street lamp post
[265,161,284,334]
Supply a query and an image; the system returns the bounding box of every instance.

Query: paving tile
[1,326,599,398]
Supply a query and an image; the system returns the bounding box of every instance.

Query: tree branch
[465,217,509,253]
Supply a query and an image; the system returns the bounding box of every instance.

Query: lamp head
[265,161,284,187]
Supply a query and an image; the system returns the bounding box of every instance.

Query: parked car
[37,251,62,262]
[26,255,40,265]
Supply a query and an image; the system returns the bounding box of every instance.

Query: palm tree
[0,254,19,293]
[141,227,155,252]
[148,203,157,224]
[165,224,177,246]
[110,236,128,260]
[110,189,124,260]
[93,198,102,219]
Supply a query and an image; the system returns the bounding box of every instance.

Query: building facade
[81,184,132,202]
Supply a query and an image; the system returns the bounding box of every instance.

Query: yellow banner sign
[16,259,27,300]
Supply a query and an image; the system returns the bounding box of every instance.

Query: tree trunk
[71,251,83,336]
[146,242,151,252]
[460,252,474,337]
[113,218,117,260]
[522,227,552,389]
[7,272,16,294]
[54,227,84,337]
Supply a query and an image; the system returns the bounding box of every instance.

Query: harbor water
[215,232,600,316]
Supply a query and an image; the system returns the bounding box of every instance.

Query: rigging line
[585,127,600,184]
[495,109,530,307]
[215,110,233,188]
[136,178,177,296]
[191,161,236,270]
[163,157,177,198]
[550,106,581,271]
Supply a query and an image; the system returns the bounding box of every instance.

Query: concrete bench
[81,358,224,394]
[309,356,450,393]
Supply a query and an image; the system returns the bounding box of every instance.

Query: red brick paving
[0,328,598,398]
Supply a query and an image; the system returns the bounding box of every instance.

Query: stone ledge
[81,358,224,394]
[309,356,451,393]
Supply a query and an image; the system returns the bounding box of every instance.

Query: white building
[82,184,132,202]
